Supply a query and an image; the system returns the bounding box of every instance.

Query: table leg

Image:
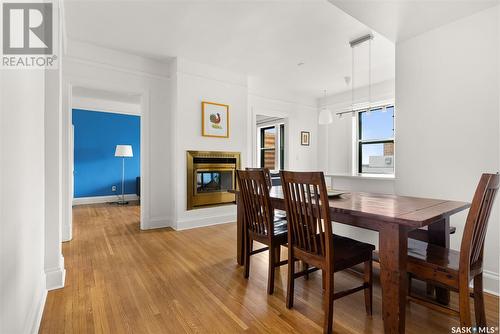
[428,217,451,305]
[236,193,244,266]
[379,223,408,334]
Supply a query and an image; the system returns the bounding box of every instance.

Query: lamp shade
[115,145,133,157]
[318,108,333,125]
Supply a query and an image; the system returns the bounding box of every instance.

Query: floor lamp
[114,145,133,205]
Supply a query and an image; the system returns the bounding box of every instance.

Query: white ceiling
[329,0,499,42]
[64,0,395,99]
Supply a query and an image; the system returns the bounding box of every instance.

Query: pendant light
[318,89,333,125]
[334,34,375,119]
[350,34,373,116]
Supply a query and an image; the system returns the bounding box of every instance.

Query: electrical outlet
[111,185,117,192]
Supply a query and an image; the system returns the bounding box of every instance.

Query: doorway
[255,113,288,185]
[68,86,143,237]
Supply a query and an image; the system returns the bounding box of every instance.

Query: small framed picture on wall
[202,101,229,138]
[300,131,310,146]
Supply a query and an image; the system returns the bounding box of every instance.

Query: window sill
[325,173,396,181]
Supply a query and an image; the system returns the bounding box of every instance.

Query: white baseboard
[45,266,66,291]
[174,213,236,231]
[142,216,172,230]
[73,194,139,205]
[483,270,499,296]
[25,273,47,334]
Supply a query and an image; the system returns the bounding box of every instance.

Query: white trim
[483,270,500,296]
[175,58,246,88]
[248,92,317,109]
[251,108,290,169]
[73,194,139,205]
[175,213,236,231]
[64,55,170,81]
[143,216,173,230]
[45,265,66,291]
[72,96,141,116]
[325,173,396,181]
[139,89,150,231]
[30,291,47,334]
[256,122,285,171]
[25,275,47,334]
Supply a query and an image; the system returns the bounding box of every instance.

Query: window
[259,124,285,170]
[358,105,394,174]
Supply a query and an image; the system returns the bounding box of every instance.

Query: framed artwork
[202,101,229,138]
[300,131,310,146]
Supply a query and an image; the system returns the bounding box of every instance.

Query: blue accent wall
[72,109,140,198]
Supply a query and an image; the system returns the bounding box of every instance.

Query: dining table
[232,186,470,334]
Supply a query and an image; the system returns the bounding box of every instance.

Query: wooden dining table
[232,187,470,334]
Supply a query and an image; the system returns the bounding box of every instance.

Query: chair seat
[406,239,463,289]
[332,234,375,271]
[295,234,374,270]
[407,239,460,272]
[248,218,287,242]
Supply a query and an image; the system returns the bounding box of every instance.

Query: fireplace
[187,151,241,210]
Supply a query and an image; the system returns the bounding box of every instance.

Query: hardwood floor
[40,203,499,333]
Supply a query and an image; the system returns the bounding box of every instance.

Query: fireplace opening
[187,151,241,210]
[196,171,233,193]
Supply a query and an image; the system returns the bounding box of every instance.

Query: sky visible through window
[360,106,394,165]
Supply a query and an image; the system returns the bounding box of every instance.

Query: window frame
[356,105,395,175]
[279,124,285,170]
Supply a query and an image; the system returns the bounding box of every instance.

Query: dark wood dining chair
[407,173,499,327]
[280,171,375,333]
[236,169,288,294]
[246,167,272,189]
[246,167,286,220]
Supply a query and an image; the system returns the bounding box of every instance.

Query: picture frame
[300,131,310,146]
[202,101,229,138]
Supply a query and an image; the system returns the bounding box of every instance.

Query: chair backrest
[460,173,499,271]
[236,169,274,238]
[246,167,272,190]
[280,171,333,264]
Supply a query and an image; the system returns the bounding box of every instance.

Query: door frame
[251,108,290,170]
[63,79,150,241]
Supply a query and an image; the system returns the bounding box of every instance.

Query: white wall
[317,7,500,296]
[60,43,322,232]
[0,71,48,333]
[170,58,248,230]
[248,92,318,171]
[61,40,173,237]
[168,59,320,230]
[396,6,500,293]
[317,79,395,175]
